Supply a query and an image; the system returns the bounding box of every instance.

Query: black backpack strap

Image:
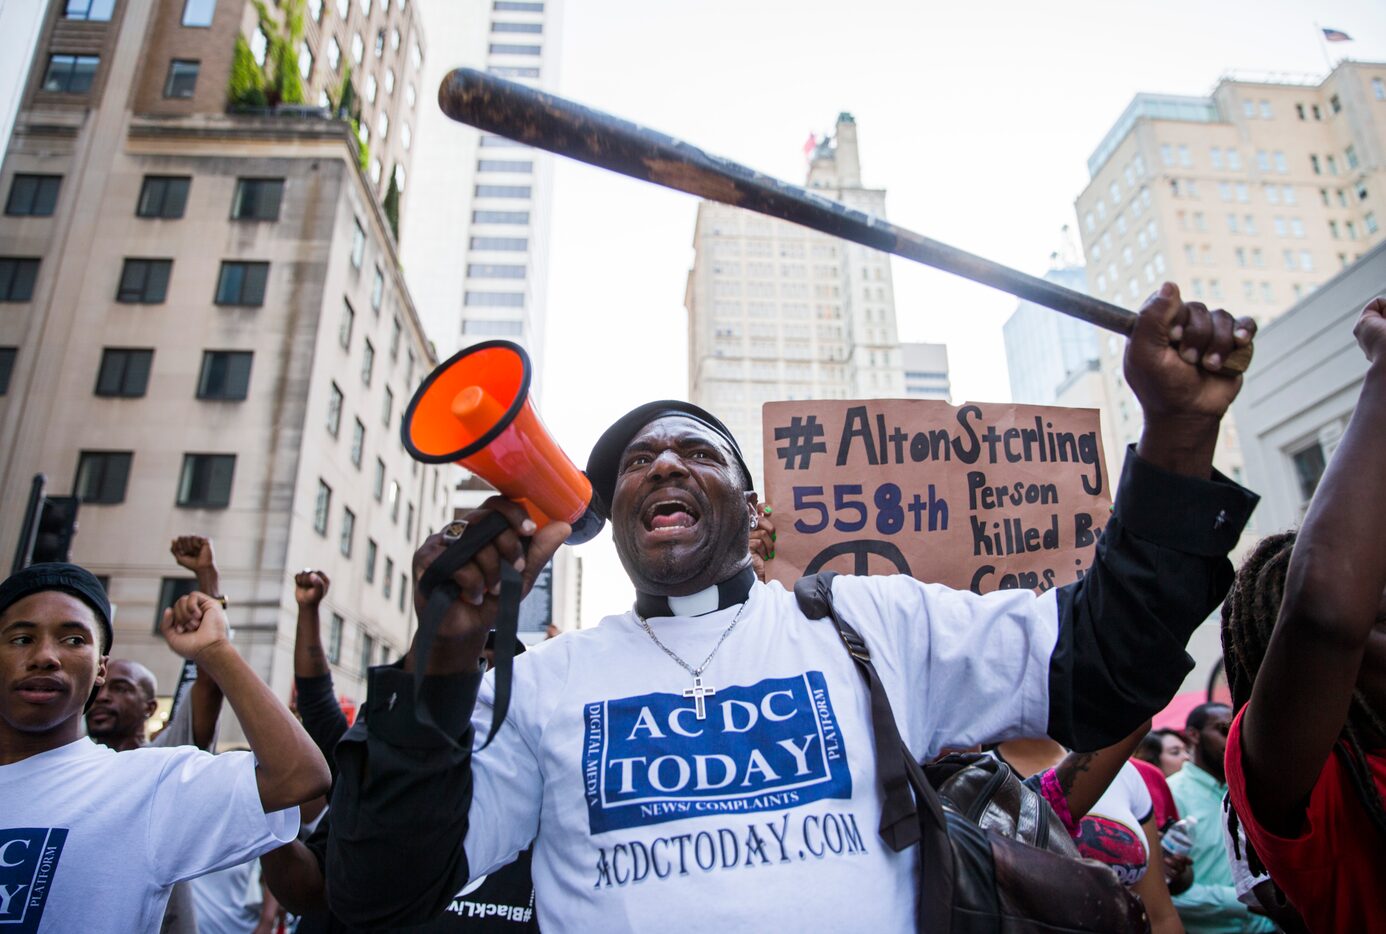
[416,512,524,750]
[794,573,955,933]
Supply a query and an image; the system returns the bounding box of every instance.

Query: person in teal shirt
[1167,703,1275,933]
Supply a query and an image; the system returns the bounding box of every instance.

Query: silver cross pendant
[683,674,717,720]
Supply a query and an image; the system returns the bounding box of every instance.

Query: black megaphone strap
[415,511,523,749]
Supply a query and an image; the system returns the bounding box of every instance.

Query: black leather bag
[926,753,1078,859]
[793,573,1150,934]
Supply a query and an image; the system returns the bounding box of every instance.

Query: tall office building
[686,113,906,487]
[401,0,573,636]
[0,0,450,716]
[900,342,951,401]
[403,0,560,368]
[1073,62,1386,472]
[1002,267,1099,405]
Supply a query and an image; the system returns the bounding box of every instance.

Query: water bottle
[1162,816,1197,858]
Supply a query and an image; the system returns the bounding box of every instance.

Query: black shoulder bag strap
[415,512,524,750]
[794,572,955,934]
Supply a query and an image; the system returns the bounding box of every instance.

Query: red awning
[1153,691,1206,731]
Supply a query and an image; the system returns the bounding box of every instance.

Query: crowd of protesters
[3,291,1384,932]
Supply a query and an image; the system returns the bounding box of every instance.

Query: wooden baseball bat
[438,68,1251,375]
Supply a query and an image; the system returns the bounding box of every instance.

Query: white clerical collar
[634,565,756,618]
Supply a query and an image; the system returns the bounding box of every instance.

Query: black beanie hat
[585,400,753,519]
[0,562,113,654]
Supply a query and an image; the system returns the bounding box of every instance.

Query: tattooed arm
[1053,720,1152,820]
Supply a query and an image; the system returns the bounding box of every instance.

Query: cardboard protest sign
[761,399,1111,595]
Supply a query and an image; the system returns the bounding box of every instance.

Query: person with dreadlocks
[1222,295,1386,931]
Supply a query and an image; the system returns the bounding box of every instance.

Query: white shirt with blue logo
[464,574,1059,932]
[0,737,298,933]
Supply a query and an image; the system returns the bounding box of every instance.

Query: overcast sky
[510,0,1386,624]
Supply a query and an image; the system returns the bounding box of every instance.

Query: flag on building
[803,133,817,159]
[1322,27,1353,42]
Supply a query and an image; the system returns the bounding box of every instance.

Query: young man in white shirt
[0,562,330,933]
[330,286,1261,931]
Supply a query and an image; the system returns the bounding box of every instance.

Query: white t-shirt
[464,575,1060,933]
[0,737,297,933]
[1221,792,1267,906]
[1073,760,1154,885]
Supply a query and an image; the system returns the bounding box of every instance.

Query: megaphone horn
[401,340,604,545]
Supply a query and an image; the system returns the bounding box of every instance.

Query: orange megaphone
[401,340,604,544]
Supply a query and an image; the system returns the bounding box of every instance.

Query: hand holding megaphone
[406,501,569,677]
[399,341,595,741]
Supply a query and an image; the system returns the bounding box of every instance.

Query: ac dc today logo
[582,672,852,834]
[0,828,67,934]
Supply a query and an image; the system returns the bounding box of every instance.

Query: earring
[748,512,758,530]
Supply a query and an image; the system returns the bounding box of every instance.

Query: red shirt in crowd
[1225,706,1386,932]
[1130,757,1179,830]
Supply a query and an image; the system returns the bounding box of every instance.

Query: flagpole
[1313,22,1337,73]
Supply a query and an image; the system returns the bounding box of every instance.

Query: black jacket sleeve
[294,673,348,781]
[1047,445,1258,751]
[325,663,484,929]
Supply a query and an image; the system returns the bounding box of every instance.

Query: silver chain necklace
[636,601,748,720]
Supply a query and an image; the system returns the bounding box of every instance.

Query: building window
[178,454,235,508]
[462,318,523,336]
[474,184,531,198]
[1291,442,1326,504]
[382,386,394,427]
[298,41,313,80]
[5,175,61,216]
[43,55,100,94]
[494,0,544,8]
[75,451,132,504]
[314,479,332,534]
[0,348,15,395]
[308,0,322,20]
[136,175,190,219]
[164,60,200,98]
[371,266,384,310]
[182,0,216,25]
[351,32,364,64]
[155,578,198,631]
[231,177,284,220]
[214,261,269,306]
[95,348,153,398]
[360,630,374,675]
[489,43,541,55]
[326,382,344,436]
[406,503,415,539]
[327,613,343,662]
[388,319,401,360]
[388,480,400,521]
[472,210,529,224]
[365,73,377,103]
[350,417,365,467]
[383,557,394,598]
[361,338,375,385]
[196,350,252,400]
[116,259,171,303]
[470,236,527,251]
[365,539,377,583]
[340,506,355,556]
[339,299,355,349]
[373,458,385,500]
[326,36,340,71]
[0,258,40,302]
[374,28,385,56]
[1368,212,1380,236]
[64,0,116,20]
[351,218,366,268]
[398,573,407,611]
[464,291,524,307]
[466,264,527,279]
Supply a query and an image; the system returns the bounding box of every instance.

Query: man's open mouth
[643,498,702,531]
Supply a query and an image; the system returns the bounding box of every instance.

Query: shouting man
[329,286,1259,931]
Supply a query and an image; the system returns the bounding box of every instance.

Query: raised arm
[171,535,227,749]
[1239,297,1386,836]
[1052,720,1151,820]
[163,593,330,812]
[326,500,567,928]
[1048,284,1258,750]
[289,569,349,771]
